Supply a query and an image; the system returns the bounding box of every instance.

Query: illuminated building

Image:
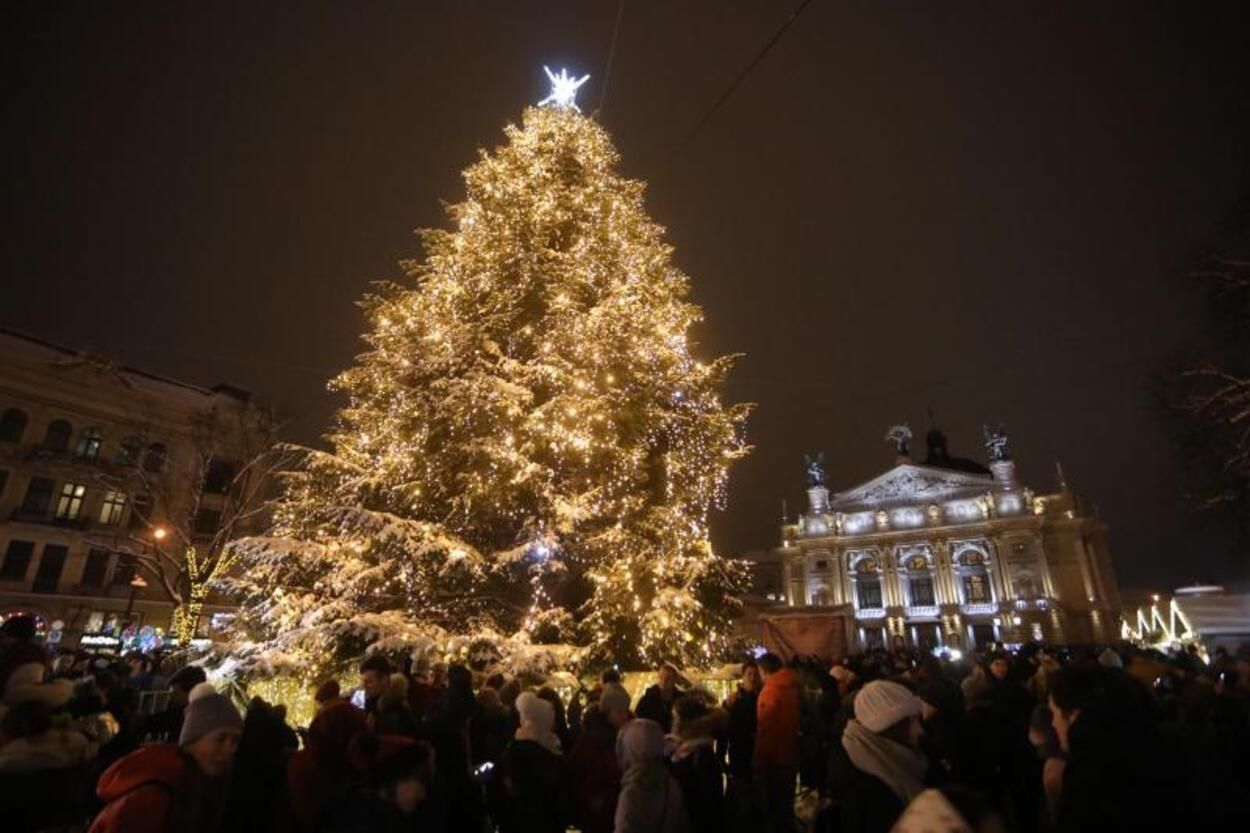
[0,328,271,648]
[777,424,1120,650]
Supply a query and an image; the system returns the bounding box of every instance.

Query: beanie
[853,680,922,733]
[179,683,242,746]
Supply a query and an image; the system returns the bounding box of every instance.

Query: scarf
[841,718,927,802]
[516,723,563,756]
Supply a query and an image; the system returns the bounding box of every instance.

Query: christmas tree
[225,73,750,673]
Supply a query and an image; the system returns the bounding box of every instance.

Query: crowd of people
[2,610,1248,833]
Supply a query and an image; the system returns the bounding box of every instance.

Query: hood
[97,744,189,803]
[515,691,554,734]
[617,718,666,771]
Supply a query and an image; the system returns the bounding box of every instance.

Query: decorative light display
[223,97,750,673]
[538,66,590,111]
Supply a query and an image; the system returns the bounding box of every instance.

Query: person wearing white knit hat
[831,680,929,833]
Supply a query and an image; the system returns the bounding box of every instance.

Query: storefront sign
[79,633,123,650]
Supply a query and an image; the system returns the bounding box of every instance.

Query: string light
[224,100,750,673]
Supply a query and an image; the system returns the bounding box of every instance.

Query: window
[75,427,103,459]
[0,408,27,443]
[81,549,110,587]
[99,490,128,525]
[858,577,883,608]
[203,458,238,494]
[116,436,142,465]
[143,442,168,473]
[194,507,222,536]
[33,544,67,594]
[964,574,990,604]
[43,419,73,452]
[128,495,152,530]
[55,482,87,520]
[910,576,936,606]
[1,540,35,581]
[112,553,136,586]
[21,477,55,515]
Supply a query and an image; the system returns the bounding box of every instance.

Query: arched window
[855,556,883,609]
[75,427,103,459]
[903,553,936,607]
[143,442,168,473]
[116,436,142,465]
[0,408,28,443]
[959,550,991,604]
[43,419,72,452]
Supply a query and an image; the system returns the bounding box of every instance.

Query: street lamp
[124,573,149,625]
[152,525,168,541]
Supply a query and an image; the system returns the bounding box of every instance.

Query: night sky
[6,2,1249,591]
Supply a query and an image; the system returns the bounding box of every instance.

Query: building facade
[778,425,1120,650]
[0,329,272,648]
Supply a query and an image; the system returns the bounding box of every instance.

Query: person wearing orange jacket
[753,653,801,833]
[88,683,242,833]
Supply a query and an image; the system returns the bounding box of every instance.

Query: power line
[683,0,817,146]
[595,0,627,118]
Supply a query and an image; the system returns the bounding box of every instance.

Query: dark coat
[828,746,905,833]
[635,685,677,733]
[670,740,723,833]
[723,688,757,778]
[494,739,569,833]
[1056,714,1175,833]
[567,712,619,833]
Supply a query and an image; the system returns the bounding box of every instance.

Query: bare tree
[1171,258,1250,520]
[87,402,289,643]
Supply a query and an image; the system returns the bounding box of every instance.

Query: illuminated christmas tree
[226,72,750,671]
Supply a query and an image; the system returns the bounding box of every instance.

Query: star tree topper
[539,66,590,111]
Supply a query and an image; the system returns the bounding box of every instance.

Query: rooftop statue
[983,423,1011,462]
[804,452,827,489]
[884,423,913,457]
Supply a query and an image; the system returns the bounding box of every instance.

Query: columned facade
[780,427,1120,651]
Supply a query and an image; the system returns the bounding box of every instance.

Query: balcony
[904,605,940,619]
[855,607,887,620]
[960,602,998,616]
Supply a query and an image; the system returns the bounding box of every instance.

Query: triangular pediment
[831,464,993,510]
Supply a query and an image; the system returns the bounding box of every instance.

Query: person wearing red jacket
[88,683,243,833]
[753,653,801,833]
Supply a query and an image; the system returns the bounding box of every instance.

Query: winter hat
[3,662,73,709]
[890,788,974,833]
[599,682,631,714]
[178,682,242,746]
[515,690,554,733]
[853,680,922,734]
[1097,648,1123,669]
